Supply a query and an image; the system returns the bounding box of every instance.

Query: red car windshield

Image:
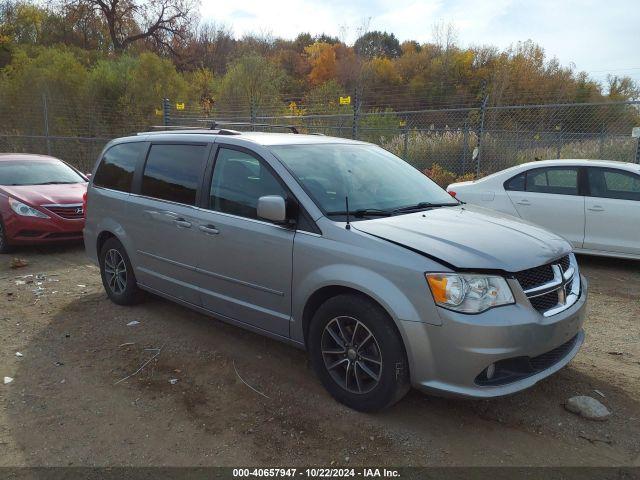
[0,161,85,186]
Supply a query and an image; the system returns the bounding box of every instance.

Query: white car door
[583,167,640,256]
[505,166,585,248]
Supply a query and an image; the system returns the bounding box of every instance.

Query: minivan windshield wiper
[326,208,393,218]
[326,202,460,219]
[391,201,458,214]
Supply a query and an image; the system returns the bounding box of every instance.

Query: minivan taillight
[448,191,457,198]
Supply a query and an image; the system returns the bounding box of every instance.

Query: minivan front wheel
[309,294,410,412]
[99,237,140,305]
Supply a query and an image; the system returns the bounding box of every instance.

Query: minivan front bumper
[401,274,588,398]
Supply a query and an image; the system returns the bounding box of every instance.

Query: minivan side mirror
[257,195,287,223]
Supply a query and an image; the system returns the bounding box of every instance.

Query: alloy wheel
[104,248,127,294]
[321,316,383,394]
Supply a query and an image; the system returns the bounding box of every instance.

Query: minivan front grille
[558,255,570,272]
[513,254,580,317]
[513,263,555,291]
[529,290,560,312]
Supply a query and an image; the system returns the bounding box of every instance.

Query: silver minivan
[84,130,588,411]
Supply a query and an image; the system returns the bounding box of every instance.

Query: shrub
[383,129,477,176]
[455,172,478,182]
[384,130,639,181]
[423,163,457,187]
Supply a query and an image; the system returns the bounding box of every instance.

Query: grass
[382,130,639,179]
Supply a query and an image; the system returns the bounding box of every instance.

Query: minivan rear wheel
[99,237,141,305]
[308,294,410,412]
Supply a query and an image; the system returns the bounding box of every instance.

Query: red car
[0,154,88,253]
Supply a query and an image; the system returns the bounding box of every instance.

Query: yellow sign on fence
[155,109,163,116]
[176,102,185,110]
[339,96,351,105]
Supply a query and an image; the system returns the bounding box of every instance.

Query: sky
[200,0,640,86]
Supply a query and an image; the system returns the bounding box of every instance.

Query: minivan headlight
[426,273,514,313]
[9,197,49,218]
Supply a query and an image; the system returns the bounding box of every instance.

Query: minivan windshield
[271,143,457,217]
[0,160,85,186]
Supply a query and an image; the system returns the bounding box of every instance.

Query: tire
[99,237,141,305]
[308,294,410,412]
[0,218,11,254]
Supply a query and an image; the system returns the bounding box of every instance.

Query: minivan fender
[291,264,438,345]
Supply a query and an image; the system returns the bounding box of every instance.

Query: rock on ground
[565,396,611,421]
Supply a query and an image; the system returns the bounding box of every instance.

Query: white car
[447,159,640,260]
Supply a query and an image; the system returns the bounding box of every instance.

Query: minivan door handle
[199,224,220,235]
[587,205,604,212]
[174,218,192,228]
[516,199,531,206]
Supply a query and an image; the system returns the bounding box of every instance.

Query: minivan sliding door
[129,142,210,305]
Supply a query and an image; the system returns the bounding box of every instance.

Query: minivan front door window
[209,147,287,221]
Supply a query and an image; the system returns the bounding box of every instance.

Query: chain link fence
[0,94,153,172]
[1,93,639,179]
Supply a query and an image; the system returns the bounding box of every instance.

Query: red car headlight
[8,197,49,219]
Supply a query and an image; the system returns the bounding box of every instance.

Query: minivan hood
[352,205,571,272]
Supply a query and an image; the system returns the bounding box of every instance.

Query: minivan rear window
[93,142,146,192]
[141,144,208,205]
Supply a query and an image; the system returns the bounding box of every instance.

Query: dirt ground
[0,244,639,467]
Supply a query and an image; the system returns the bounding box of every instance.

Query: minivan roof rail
[139,126,241,135]
[205,121,299,134]
[141,122,301,135]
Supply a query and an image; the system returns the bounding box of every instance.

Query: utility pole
[462,118,469,175]
[352,87,360,140]
[475,80,488,178]
[162,98,170,127]
[402,116,409,161]
[250,100,256,130]
[42,93,51,156]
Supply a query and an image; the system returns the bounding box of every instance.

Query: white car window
[525,168,578,196]
[504,172,525,191]
[587,168,640,201]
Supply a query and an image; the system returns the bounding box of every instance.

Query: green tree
[353,31,401,59]
[217,54,284,115]
[0,46,89,135]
